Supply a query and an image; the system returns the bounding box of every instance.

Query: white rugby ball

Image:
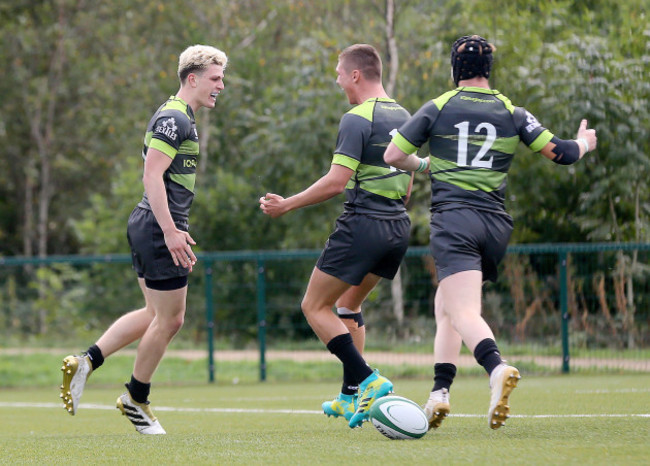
[369,395,428,440]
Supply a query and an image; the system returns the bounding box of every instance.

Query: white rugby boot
[60,354,93,415]
[488,364,521,429]
[423,388,450,430]
[116,391,166,435]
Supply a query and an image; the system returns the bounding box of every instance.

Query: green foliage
[0,0,644,256]
[1,0,649,338]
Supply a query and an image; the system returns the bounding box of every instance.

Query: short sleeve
[395,100,440,151]
[149,110,193,159]
[332,113,371,169]
[513,107,554,153]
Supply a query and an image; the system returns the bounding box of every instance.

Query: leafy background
[0,0,648,345]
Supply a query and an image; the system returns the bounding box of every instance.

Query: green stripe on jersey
[164,97,192,115]
[433,90,460,110]
[355,175,408,200]
[392,132,418,155]
[170,173,196,193]
[355,163,393,180]
[149,137,176,159]
[494,93,515,114]
[483,135,520,154]
[430,156,506,192]
[529,129,554,153]
[332,153,360,171]
[347,101,374,121]
[179,139,199,156]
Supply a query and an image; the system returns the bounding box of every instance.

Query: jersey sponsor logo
[183,158,197,168]
[524,111,541,133]
[460,95,496,104]
[155,117,179,141]
[379,105,402,110]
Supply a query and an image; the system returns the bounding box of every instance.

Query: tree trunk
[384,0,405,327]
[384,0,398,96]
[23,1,70,334]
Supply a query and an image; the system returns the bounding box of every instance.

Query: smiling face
[189,63,225,110]
[336,59,358,104]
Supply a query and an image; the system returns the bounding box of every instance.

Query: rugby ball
[369,395,428,440]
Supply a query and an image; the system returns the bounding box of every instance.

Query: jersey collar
[455,86,500,95]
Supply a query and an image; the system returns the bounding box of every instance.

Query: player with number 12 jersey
[392,87,552,215]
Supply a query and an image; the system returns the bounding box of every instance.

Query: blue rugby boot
[348,370,393,428]
[322,393,357,421]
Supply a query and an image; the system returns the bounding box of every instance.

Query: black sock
[341,367,358,396]
[326,333,373,385]
[126,375,150,404]
[473,338,503,376]
[432,363,457,392]
[86,344,104,371]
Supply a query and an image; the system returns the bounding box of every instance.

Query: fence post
[559,250,570,373]
[256,258,267,382]
[205,260,215,383]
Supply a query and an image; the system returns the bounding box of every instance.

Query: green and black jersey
[137,96,199,222]
[393,87,554,214]
[332,97,412,219]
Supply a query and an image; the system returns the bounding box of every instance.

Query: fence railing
[1,242,649,381]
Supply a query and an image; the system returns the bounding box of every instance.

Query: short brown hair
[339,44,382,82]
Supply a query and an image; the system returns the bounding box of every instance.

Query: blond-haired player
[60,45,227,434]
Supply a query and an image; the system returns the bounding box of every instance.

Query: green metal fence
[1,243,649,381]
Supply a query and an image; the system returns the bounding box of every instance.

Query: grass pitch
[1,373,649,465]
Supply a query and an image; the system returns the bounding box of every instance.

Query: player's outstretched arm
[259,164,353,218]
[540,119,597,164]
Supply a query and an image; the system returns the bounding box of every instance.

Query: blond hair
[178,45,228,83]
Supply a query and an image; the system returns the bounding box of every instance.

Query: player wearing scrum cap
[59,45,227,434]
[384,34,597,430]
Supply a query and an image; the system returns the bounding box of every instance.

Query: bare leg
[301,268,351,343]
[132,285,187,383]
[335,273,381,353]
[433,285,463,364]
[438,270,495,352]
[95,278,154,358]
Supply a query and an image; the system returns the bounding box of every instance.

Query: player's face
[335,60,355,104]
[193,64,225,109]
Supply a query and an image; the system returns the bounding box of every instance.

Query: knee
[172,314,185,334]
[159,313,185,338]
[300,297,312,318]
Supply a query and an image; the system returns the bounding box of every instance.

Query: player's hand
[164,229,197,272]
[259,193,287,218]
[576,119,597,154]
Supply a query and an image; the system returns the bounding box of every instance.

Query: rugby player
[384,34,597,430]
[59,44,228,434]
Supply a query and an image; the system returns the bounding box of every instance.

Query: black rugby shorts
[430,208,513,282]
[316,212,410,286]
[127,206,190,283]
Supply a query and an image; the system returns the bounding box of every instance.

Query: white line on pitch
[574,388,650,394]
[0,402,649,418]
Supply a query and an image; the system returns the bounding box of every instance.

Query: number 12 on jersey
[454,121,496,168]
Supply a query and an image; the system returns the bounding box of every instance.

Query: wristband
[577,137,589,153]
[415,157,428,173]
